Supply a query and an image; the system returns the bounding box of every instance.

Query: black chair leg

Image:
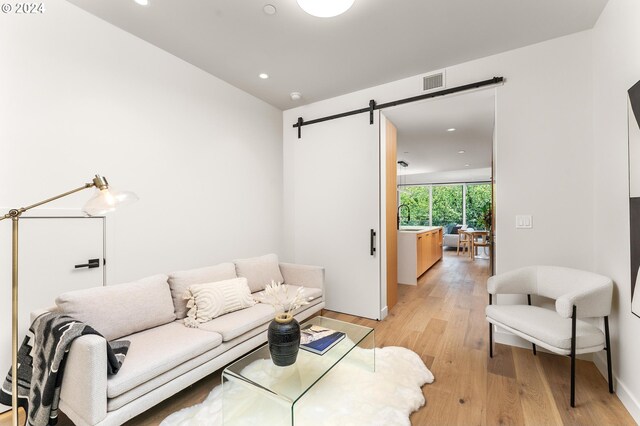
[605,316,614,393]
[527,294,537,356]
[570,305,577,407]
[489,294,493,358]
[489,323,493,358]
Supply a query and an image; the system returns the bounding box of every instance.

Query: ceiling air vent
[423,72,445,92]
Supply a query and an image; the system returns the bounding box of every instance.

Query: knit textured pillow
[184,277,255,328]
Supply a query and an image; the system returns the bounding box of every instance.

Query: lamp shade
[83,187,139,216]
[297,0,354,17]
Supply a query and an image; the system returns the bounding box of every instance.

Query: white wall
[284,30,595,274]
[592,0,640,421]
[401,167,492,185]
[0,0,283,405]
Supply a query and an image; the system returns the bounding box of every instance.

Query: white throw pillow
[184,277,256,327]
[234,253,284,293]
[168,263,237,319]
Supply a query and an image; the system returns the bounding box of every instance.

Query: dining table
[460,229,490,260]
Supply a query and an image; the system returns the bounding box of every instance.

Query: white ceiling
[384,89,494,177]
[65,0,607,110]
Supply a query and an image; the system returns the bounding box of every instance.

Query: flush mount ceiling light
[134,0,149,5]
[259,73,269,79]
[465,164,470,167]
[447,128,456,132]
[290,92,302,101]
[458,150,465,154]
[297,0,355,17]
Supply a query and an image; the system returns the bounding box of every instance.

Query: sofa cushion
[485,304,605,350]
[197,303,275,342]
[234,253,284,293]
[107,340,230,411]
[168,263,237,319]
[106,322,223,398]
[184,277,255,327]
[56,274,175,341]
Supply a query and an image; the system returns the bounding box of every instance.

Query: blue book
[300,326,346,355]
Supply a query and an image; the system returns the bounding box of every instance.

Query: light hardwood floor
[1,251,634,425]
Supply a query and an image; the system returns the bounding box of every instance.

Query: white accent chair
[485,266,614,407]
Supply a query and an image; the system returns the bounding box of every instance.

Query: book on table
[299,325,346,355]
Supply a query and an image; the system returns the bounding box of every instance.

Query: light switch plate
[516,215,533,229]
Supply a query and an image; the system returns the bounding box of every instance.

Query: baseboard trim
[593,352,640,424]
[380,306,388,320]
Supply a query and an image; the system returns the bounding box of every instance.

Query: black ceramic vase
[268,313,300,367]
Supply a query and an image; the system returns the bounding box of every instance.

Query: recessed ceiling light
[465,164,470,167]
[458,150,465,154]
[447,128,456,132]
[290,92,302,101]
[263,4,277,15]
[259,73,269,79]
[297,0,355,18]
[134,0,149,5]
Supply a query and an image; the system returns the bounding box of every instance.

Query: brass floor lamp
[0,175,137,426]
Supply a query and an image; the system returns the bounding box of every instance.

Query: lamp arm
[0,182,95,221]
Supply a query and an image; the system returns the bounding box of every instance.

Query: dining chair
[473,231,490,260]
[458,230,472,257]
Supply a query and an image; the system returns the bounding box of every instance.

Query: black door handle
[75,258,100,269]
[370,229,376,256]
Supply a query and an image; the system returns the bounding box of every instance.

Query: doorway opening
[382,88,496,312]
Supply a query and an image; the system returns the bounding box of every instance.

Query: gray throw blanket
[0,312,130,426]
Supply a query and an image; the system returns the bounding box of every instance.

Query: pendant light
[297,0,355,18]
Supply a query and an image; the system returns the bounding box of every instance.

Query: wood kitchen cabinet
[416,228,442,276]
[399,226,443,285]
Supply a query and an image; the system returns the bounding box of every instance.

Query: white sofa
[34,255,325,426]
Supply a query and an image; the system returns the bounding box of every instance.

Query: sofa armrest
[59,335,108,426]
[279,263,324,294]
[487,266,537,295]
[30,306,58,324]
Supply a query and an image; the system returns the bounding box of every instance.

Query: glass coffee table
[221,316,375,425]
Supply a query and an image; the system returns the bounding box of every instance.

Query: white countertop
[398,226,442,234]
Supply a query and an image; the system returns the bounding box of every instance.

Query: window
[465,183,492,229]
[399,186,429,226]
[398,182,491,229]
[432,185,463,226]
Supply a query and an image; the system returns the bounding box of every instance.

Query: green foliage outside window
[431,185,463,226]
[466,184,492,229]
[399,186,429,226]
[398,183,492,229]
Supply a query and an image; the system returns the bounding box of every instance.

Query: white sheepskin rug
[161,346,434,426]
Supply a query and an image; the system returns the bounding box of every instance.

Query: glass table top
[222,316,374,404]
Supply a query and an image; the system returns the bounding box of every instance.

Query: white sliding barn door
[292,113,381,319]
